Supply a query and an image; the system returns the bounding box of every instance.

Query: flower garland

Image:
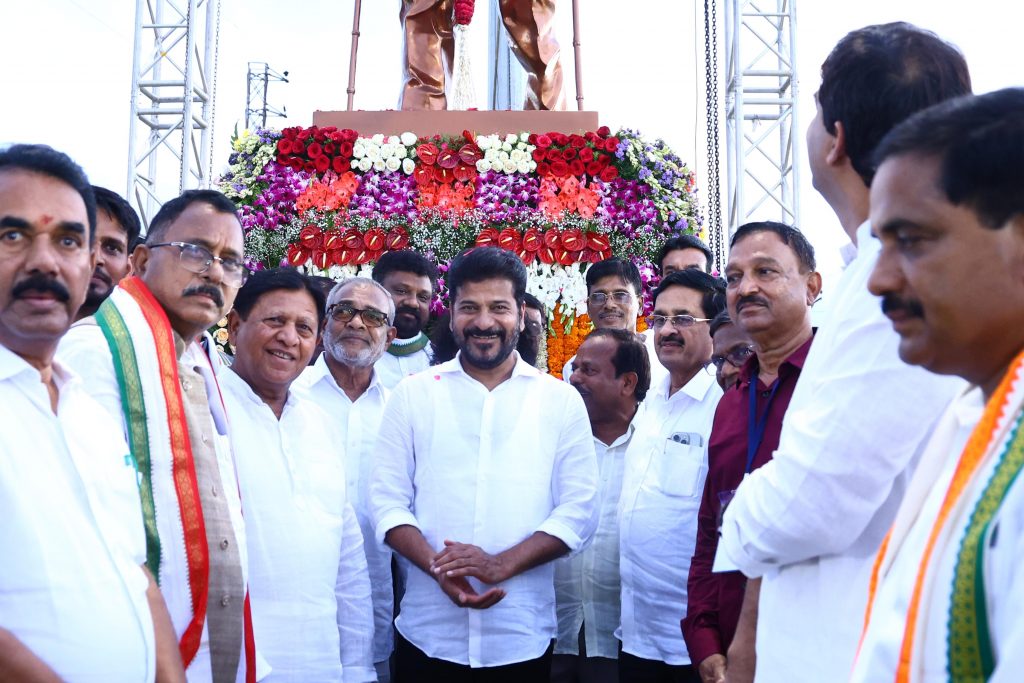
[220,124,700,370]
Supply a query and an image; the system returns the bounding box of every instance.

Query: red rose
[303,160,316,174]
[343,129,359,143]
[535,134,553,149]
[307,142,323,158]
[282,127,300,140]
[585,131,599,143]
[599,166,619,182]
[585,160,602,176]
[562,147,577,161]
[417,143,439,165]
[532,148,547,163]
[321,126,337,134]
[339,142,354,157]
[578,147,595,164]
[314,155,330,174]
[537,162,551,177]
[569,159,586,177]
[527,133,538,145]
[332,157,350,174]
[595,154,610,169]
[597,125,611,137]
[604,137,620,153]
[323,143,336,155]
[569,134,586,148]
[276,139,292,155]
[550,160,569,178]
[552,132,569,146]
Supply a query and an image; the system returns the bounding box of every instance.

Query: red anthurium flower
[538,246,556,264]
[560,228,584,251]
[498,228,519,250]
[516,247,533,265]
[287,244,310,267]
[363,229,386,251]
[417,143,439,165]
[342,229,364,250]
[312,250,330,270]
[475,228,499,247]
[586,233,611,252]
[298,225,322,249]
[521,228,542,252]
[458,143,482,164]
[322,231,344,251]
[556,249,578,266]
[543,230,562,248]
[386,228,409,250]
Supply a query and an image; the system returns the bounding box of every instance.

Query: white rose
[516,161,530,174]
[501,142,513,152]
[497,150,510,163]
[503,159,517,174]
[476,159,491,173]
[477,136,493,150]
[367,146,382,162]
[371,133,385,145]
[395,146,408,159]
[402,158,416,174]
[528,160,538,172]
[385,156,401,172]
[373,158,386,172]
[381,143,396,159]
[504,133,518,145]
[485,149,499,163]
[510,149,524,163]
[520,132,530,143]
[352,143,366,159]
[387,135,400,145]
[400,131,417,146]
[358,157,372,172]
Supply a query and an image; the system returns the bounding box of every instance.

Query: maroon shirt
[681,334,814,665]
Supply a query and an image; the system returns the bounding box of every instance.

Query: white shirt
[561,330,669,389]
[852,388,983,683]
[618,369,723,664]
[371,352,599,668]
[718,222,966,683]
[0,346,155,682]
[554,409,643,659]
[297,355,395,665]
[373,345,430,390]
[220,369,375,683]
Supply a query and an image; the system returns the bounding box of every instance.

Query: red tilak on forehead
[40,214,53,225]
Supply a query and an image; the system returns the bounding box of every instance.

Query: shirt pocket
[652,440,707,499]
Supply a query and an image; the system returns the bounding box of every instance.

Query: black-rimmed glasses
[710,345,755,371]
[327,303,390,328]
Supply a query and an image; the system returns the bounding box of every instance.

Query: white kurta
[297,355,395,666]
[373,346,430,390]
[0,346,155,682]
[371,352,599,668]
[617,369,722,665]
[718,222,966,683]
[220,370,375,683]
[553,410,642,659]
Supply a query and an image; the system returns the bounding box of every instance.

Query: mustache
[182,284,224,308]
[881,295,925,319]
[659,333,684,346]
[395,304,422,320]
[12,274,70,302]
[465,327,506,338]
[736,295,770,311]
[91,266,113,288]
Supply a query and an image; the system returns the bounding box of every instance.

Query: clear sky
[2,0,1021,288]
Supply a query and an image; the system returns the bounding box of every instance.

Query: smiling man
[371,250,438,388]
[298,277,399,683]
[59,189,265,683]
[0,144,184,683]
[371,246,598,681]
[75,186,140,321]
[220,268,375,682]
[852,88,1024,683]
[617,269,725,682]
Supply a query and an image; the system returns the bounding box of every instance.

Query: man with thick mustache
[75,186,140,321]
[298,276,399,683]
[617,269,725,682]
[0,144,185,682]
[561,258,668,387]
[683,222,820,683]
[553,328,651,682]
[371,249,437,389]
[371,246,598,680]
[221,268,375,682]
[59,189,266,682]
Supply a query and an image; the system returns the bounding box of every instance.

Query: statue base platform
[311,109,599,136]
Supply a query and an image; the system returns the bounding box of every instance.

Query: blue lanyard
[746,376,781,474]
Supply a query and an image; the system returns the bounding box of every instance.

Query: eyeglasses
[710,345,755,371]
[645,314,713,329]
[149,242,249,288]
[587,291,634,307]
[328,303,390,328]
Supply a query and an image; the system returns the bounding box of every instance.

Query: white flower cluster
[475,132,537,175]
[525,262,590,316]
[352,132,418,175]
[301,262,376,280]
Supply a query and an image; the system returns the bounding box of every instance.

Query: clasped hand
[430,539,508,609]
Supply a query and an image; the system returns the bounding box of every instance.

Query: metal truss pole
[724,0,799,236]
[245,62,288,130]
[127,0,221,227]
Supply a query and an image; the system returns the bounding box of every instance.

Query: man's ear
[386,325,398,345]
[620,371,639,399]
[826,120,849,166]
[805,271,823,306]
[133,244,152,277]
[227,310,242,346]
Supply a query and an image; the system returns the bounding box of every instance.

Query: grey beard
[324,331,386,368]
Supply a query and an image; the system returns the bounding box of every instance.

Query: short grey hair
[326,277,396,324]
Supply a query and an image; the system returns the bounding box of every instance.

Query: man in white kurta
[298,276,400,682]
[221,267,375,682]
[616,269,724,680]
[371,247,598,678]
[371,249,437,388]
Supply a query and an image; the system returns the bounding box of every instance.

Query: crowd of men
[2,19,1023,683]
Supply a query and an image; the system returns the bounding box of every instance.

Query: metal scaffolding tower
[245,62,289,130]
[724,0,799,235]
[127,0,222,226]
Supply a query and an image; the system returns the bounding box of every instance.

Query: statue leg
[498,0,566,110]
[399,0,455,110]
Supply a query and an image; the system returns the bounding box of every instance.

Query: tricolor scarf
[95,277,256,680]
[387,331,430,357]
[860,349,1024,682]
